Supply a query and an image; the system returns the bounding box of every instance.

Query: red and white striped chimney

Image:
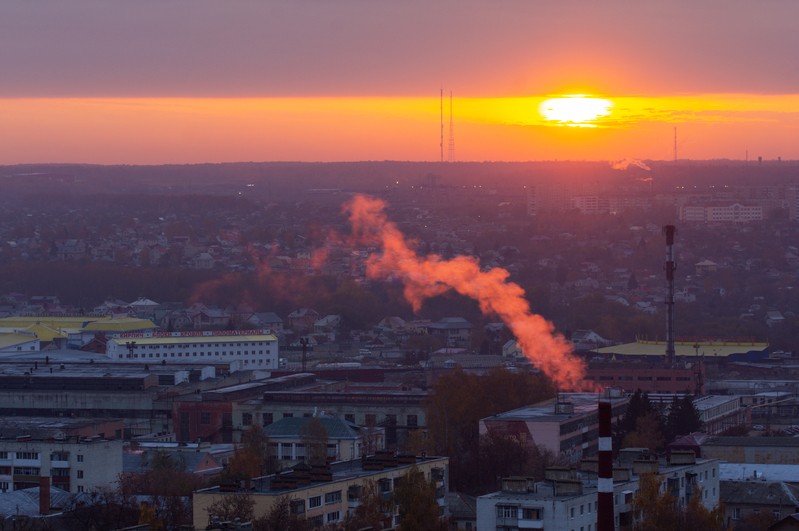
[597,399,614,531]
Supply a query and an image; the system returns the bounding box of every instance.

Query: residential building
[0,436,122,494]
[479,392,630,464]
[476,451,720,531]
[427,317,473,348]
[193,455,449,530]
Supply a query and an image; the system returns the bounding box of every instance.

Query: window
[77,455,84,462]
[521,507,542,520]
[263,413,273,426]
[200,411,211,425]
[324,490,342,504]
[16,452,39,460]
[13,467,40,475]
[497,505,516,518]
[242,413,253,426]
[50,452,69,461]
[570,507,575,518]
[307,515,323,527]
[283,413,293,419]
[77,485,84,493]
[407,414,418,427]
[0,452,7,459]
[326,511,340,523]
[309,495,322,509]
[290,499,305,515]
[77,470,84,479]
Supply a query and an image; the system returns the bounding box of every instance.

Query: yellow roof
[82,318,156,331]
[21,323,67,342]
[0,316,156,333]
[0,333,39,349]
[592,340,769,357]
[111,333,277,345]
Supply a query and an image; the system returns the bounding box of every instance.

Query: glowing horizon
[2,92,799,164]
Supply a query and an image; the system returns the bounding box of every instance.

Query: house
[313,315,342,340]
[570,329,611,351]
[427,317,473,348]
[287,308,320,333]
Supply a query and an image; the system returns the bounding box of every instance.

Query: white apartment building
[477,452,720,531]
[106,329,279,369]
[680,203,764,223]
[0,437,123,494]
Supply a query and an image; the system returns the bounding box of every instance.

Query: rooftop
[484,393,628,423]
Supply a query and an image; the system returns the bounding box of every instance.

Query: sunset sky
[2,1,799,164]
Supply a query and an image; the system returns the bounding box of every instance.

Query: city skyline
[2,1,799,164]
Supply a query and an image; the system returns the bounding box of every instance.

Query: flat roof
[593,340,768,358]
[199,456,448,495]
[110,334,277,345]
[483,393,628,423]
[693,395,740,411]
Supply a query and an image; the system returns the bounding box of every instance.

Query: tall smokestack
[597,399,613,531]
[663,225,676,365]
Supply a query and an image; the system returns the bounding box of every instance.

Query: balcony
[51,460,70,469]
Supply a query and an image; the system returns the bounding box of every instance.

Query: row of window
[123,350,271,358]
[132,341,272,349]
[0,452,84,463]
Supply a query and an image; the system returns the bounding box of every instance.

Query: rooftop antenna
[448,91,455,162]
[440,88,444,163]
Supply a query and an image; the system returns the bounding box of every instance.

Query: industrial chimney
[663,225,676,365]
[597,399,614,531]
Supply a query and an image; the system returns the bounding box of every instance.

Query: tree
[345,479,391,530]
[393,466,448,531]
[205,492,255,524]
[219,425,277,484]
[622,411,665,452]
[665,395,703,442]
[632,473,724,531]
[299,416,329,466]
[251,495,309,531]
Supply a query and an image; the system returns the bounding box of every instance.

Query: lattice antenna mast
[448,91,455,162]
[439,88,444,163]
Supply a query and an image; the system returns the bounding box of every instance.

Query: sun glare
[539,95,613,127]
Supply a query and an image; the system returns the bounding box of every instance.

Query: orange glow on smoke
[345,194,591,391]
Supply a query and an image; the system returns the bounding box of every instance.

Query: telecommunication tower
[448,91,455,162]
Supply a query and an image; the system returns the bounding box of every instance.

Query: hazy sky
[2,1,799,163]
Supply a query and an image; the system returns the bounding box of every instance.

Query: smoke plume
[345,195,590,390]
[610,158,651,171]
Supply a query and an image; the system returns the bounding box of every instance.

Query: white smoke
[610,158,651,171]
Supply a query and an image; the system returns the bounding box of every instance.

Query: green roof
[264,416,360,440]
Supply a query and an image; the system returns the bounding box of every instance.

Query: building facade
[106,329,278,369]
[0,437,122,494]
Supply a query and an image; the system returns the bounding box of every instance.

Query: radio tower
[448,91,455,162]
[673,127,677,162]
[439,88,444,163]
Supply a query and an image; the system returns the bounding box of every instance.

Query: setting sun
[539,95,613,127]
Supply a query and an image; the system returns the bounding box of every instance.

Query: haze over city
[5,2,799,530]
[2,0,799,164]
